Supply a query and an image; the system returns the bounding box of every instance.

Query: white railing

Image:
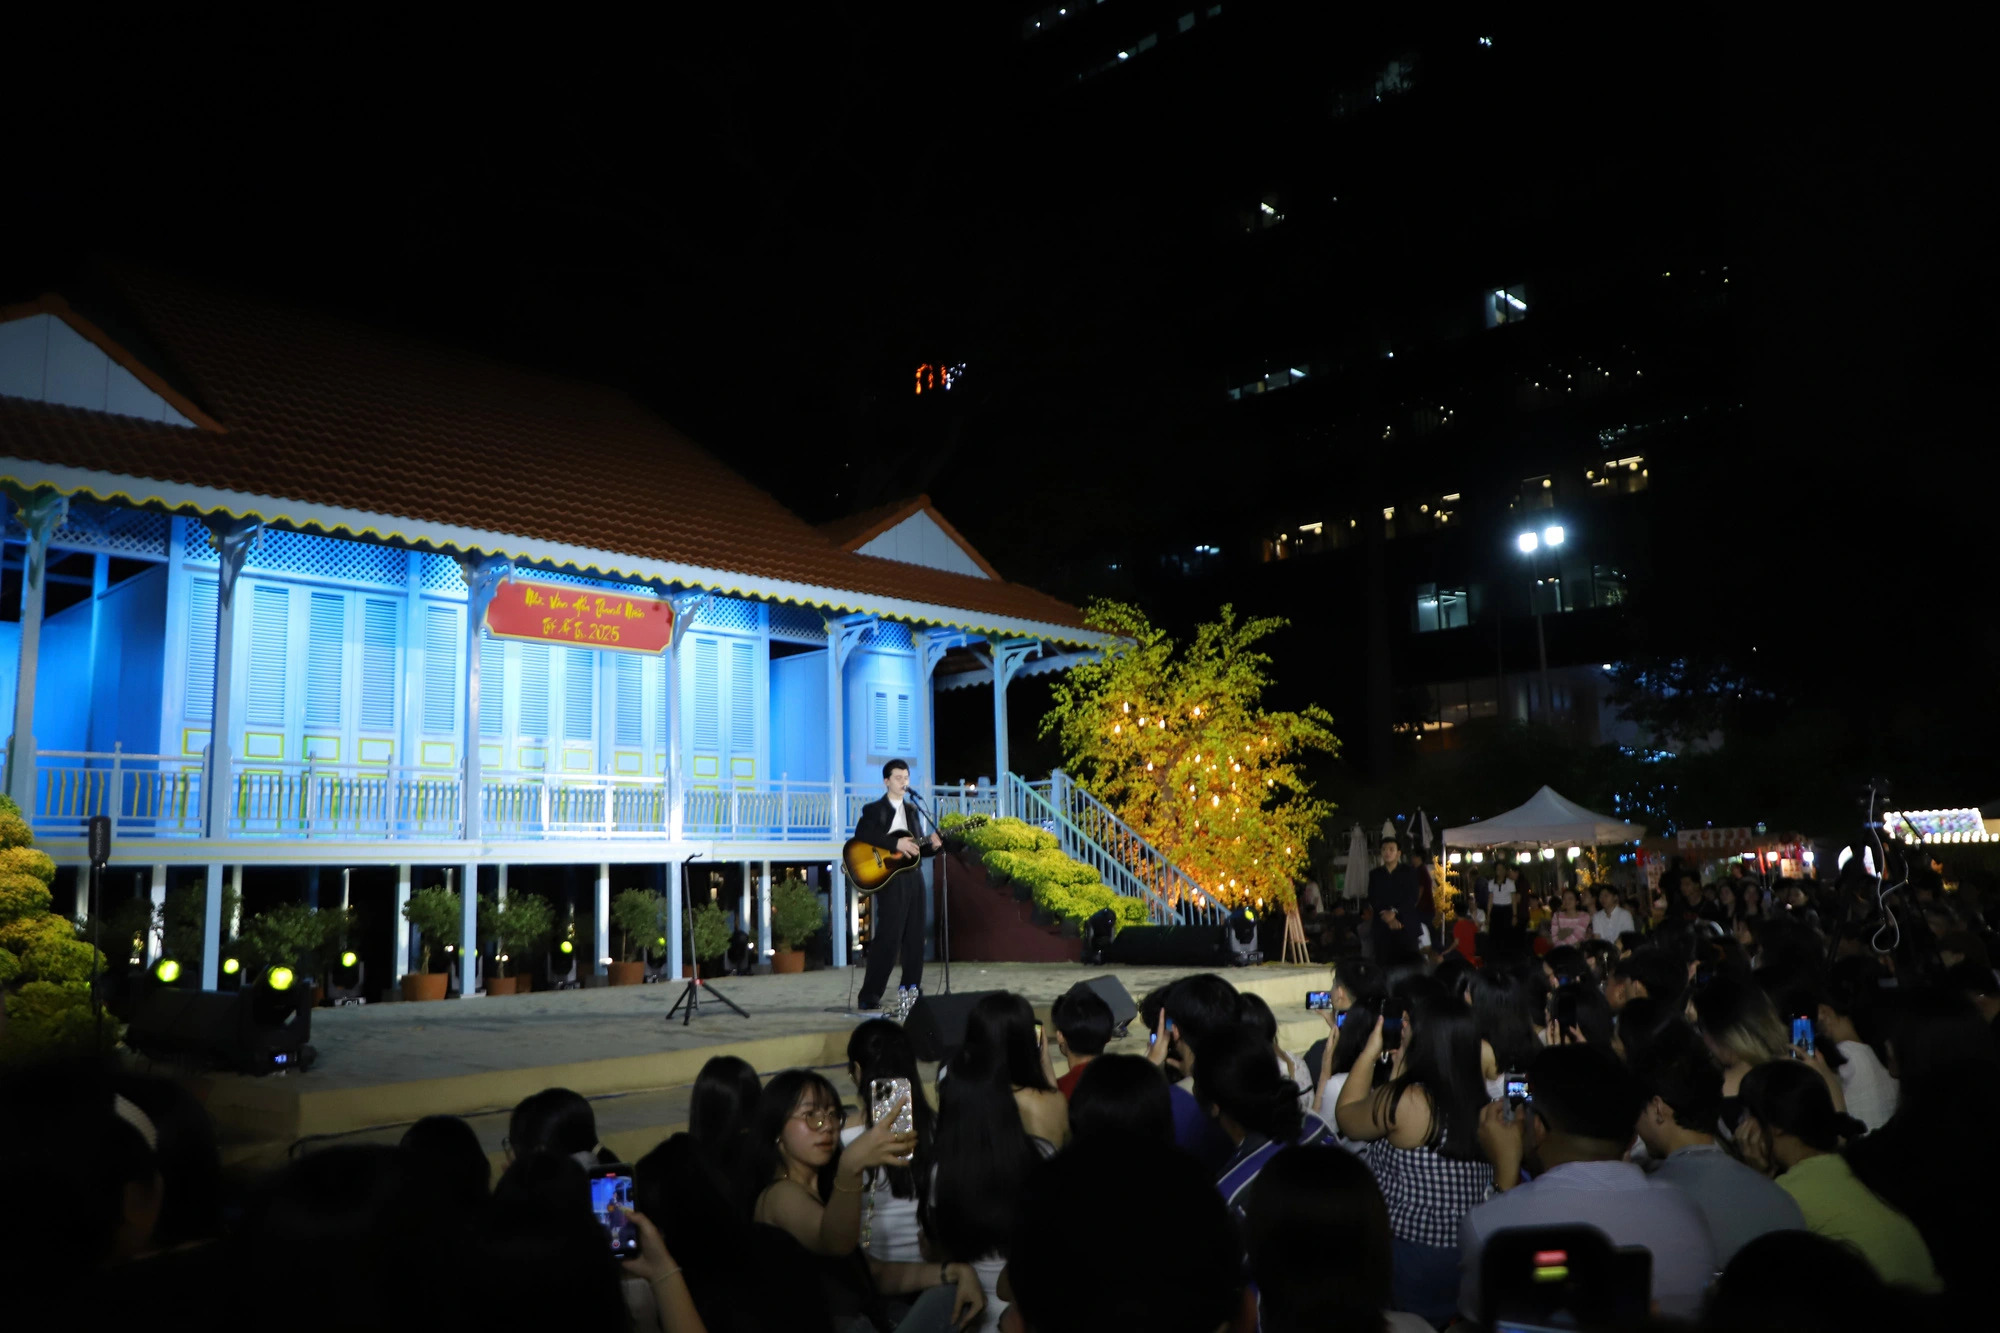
[26,749,864,845]
[1018,771,1227,926]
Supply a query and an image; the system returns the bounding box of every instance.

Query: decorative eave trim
[0,458,1119,650]
[0,295,225,433]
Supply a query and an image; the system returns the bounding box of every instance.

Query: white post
[201,517,262,844]
[229,864,244,938]
[199,863,223,989]
[394,863,412,982]
[457,557,510,1002]
[666,860,684,979]
[146,863,167,966]
[832,862,850,968]
[758,857,773,961]
[739,863,752,936]
[914,631,948,959]
[459,859,479,997]
[497,862,508,905]
[665,592,706,845]
[822,615,871,968]
[594,862,611,977]
[4,488,67,812]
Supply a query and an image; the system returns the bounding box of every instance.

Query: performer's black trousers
[857,873,927,1007]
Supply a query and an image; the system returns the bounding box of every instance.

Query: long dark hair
[1068,1055,1175,1146]
[1382,994,1486,1159]
[1244,1146,1394,1333]
[924,1062,1044,1261]
[1737,1059,1866,1153]
[1470,967,1544,1073]
[847,1019,935,1200]
[743,1069,844,1210]
[689,1055,761,1149]
[1193,1021,1305,1143]
[954,991,1053,1092]
[508,1087,601,1159]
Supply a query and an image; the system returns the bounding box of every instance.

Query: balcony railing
[26,747,989,847]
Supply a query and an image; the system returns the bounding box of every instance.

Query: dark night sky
[10,6,1997,805]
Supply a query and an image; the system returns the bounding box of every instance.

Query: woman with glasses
[750,1069,984,1333]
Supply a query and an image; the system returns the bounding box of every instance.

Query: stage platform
[183,961,1329,1173]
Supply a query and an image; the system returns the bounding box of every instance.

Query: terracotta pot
[513,972,534,993]
[772,948,806,974]
[607,961,646,986]
[402,973,448,1002]
[486,975,518,996]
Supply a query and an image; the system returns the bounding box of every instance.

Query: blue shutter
[519,643,550,735]
[895,691,913,754]
[304,592,345,729]
[564,646,594,741]
[185,577,218,723]
[870,689,890,755]
[614,654,642,746]
[479,632,504,737]
[422,604,458,733]
[359,598,399,732]
[655,656,668,747]
[692,638,719,750]
[729,640,753,756]
[244,584,290,727]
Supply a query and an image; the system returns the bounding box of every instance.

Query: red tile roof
[0,269,1092,639]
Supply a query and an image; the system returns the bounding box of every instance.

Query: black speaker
[1104,924,1226,967]
[126,981,313,1074]
[904,990,1002,1065]
[1066,975,1139,1036]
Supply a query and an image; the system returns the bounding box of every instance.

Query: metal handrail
[1005,773,1190,926]
[1025,770,1227,926]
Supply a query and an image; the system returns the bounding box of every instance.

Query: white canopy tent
[1442,785,1645,848]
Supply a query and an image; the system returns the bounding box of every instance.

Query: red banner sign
[484,578,673,653]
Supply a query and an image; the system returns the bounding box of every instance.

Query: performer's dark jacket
[854,794,942,857]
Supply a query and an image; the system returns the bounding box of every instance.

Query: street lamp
[1516,525,1565,722]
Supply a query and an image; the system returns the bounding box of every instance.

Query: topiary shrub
[691,900,730,962]
[770,873,825,952]
[159,879,242,974]
[401,886,462,973]
[610,889,666,964]
[480,893,555,977]
[0,792,112,1066]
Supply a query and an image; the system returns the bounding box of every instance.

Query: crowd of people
[4,849,1994,1331]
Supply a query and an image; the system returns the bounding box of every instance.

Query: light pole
[1515,525,1564,723]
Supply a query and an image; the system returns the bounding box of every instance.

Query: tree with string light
[1041,601,1337,936]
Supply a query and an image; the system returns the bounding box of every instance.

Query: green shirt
[1778,1153,1942,1293]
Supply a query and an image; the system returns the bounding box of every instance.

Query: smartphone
[1790,1015,1814,1057]
[1035,1021,1045,1046]
[1553,991,1578,1034]
[1306,990,1334,1011]
[1336,1010,1347,1028]
[870,1076,915,1135]
[1380,999,1405,1052]
[588,1165,641,1260]
[1505,1073,1531,1106]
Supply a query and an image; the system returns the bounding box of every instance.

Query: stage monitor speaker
[904,990,1002,1066]
[1104,924,1226,967]
[1066,975,1139,1036]
[126,982,313,1074]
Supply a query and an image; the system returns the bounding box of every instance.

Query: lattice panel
[869,621,914,652]
[767,602,827,641]
[693,596,761,633]
[179,520,407,586]
[421,552,467,592]
[20,502,172,558]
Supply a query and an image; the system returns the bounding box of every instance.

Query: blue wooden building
[0,270,1133,995]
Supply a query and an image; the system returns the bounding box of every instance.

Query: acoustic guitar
[843,837,924,896]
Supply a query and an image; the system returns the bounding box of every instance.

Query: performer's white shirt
[887,797,908,835]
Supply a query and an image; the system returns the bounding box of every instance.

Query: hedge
[944,816,1150,930]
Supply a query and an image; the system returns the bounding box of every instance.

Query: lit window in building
[1413,583,1469,633]
[1591,564,1627,607]
[1226,365,1309,399]
[1520,476,1554,511]
[1247,194,1285,230]
[913,363,966,395]
[1586,455,1648,494]
[1485,286,1529,328]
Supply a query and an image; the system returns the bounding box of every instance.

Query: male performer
[853,758,942,1011]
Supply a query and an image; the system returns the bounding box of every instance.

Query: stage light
[154,958,181,983]
[341,951,358,968]
[1567,847,1581,860]
[560,940,574,954]
[222,958,241,975]
[268,966,296,991]
[1517,532,1539,553]
[1541,848,1556,860]
[1543,525,1565,547]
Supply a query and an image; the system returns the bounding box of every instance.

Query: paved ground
[302,960,1326,1090]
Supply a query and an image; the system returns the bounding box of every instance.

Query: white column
[913,631,949,959]
[594,862,611,977]
[822,615,870,968]
[457,557,511,1001]
[739,863,752,936]
[197,518,259,988]
[832,862,850,967]
[394,863,412,981]
[758,857,773,961]
[665,592,708,845]
[229,864,244,939]
[666,860,684,979]
[145,863,167,966]
[497,862,509,905]
[459,860,480,996]
[200,863,223,989]
[4,488,68,812]
[979,640,1038,817]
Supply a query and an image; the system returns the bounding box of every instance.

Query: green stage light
[268,966,296,991]
[560,940,574,954]
[656,936,667,947]
[154,958,181,983]
[341,951,358,968]
[222,957,241,975]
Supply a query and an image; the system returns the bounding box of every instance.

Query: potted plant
[480,893,555,996]
[400,885,461,1001]
[235,902,348,1002]
[769,873,824,974]
[690,900,730,978]
[608,888,664,985]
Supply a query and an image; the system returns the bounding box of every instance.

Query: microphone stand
[906,792,950,996]
[666,851,748,1024]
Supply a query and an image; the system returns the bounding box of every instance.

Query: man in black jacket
[853,758,941,1010]
[1368,832,1423,964]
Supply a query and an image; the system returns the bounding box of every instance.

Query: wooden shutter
[613,654,642,747]
[518,643,550,736]
[479,631,504,738]
[303,591,346,730]
[421,603,458,733]
[358,597,400,732]
[244,584,290,727]
[185,576,218,723]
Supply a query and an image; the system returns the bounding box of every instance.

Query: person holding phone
[842,1021,937,1267]
[1335,993,1494,1323]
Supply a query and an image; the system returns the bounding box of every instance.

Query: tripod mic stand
[906,792,950,995]
[666,851,749,1025]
